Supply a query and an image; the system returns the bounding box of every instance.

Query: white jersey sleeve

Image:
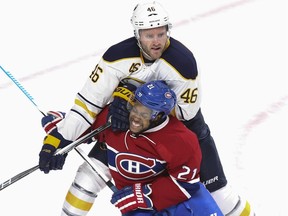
[57,57,128,141]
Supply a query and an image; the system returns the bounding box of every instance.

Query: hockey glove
[41,111,66,134]
[39,111,71,174]
[42,110,95,144]
[111,183,153,214]
[108,82,137,131]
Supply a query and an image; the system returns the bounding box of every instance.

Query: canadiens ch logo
[115,153,165,180]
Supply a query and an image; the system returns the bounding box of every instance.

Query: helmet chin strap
[149,114,166,128]
[137,40,154,61]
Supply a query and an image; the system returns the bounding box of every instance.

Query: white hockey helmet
[131,1,172,39]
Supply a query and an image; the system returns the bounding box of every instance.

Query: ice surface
[0,0,287,215]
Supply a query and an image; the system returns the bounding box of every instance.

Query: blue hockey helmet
[134,80,176,121]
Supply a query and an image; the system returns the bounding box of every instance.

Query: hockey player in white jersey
[38,1,255,215]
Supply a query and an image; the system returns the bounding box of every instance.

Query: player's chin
[129,121,143,134]
[149,50,162,59]
[129,125,142,134]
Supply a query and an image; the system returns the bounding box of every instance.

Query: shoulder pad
[161,37,198,79]
[103,37,140,62]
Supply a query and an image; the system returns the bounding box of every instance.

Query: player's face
[139,26,168,60]
[129,101,152,133]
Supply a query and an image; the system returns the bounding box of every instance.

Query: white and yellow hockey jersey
[57,36,201,141]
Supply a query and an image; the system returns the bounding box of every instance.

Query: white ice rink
[0,0,287,215]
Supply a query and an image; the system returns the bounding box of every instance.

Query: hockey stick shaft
[0,121,111,191]
[55,120,111,155]
[74,147,117,192]
[0,65,45,116]
[0,165,39,191]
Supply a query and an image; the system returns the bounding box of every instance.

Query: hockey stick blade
[0,121,111,191]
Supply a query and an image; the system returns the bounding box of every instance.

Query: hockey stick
[0,165,39,191]
[0,121,111,191]
[0,65,45,116]
[74,147,117,192]
[0,66,116,192]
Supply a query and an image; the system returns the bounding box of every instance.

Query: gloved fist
[108,82,137,131]
[39,116,71,174]
[111,183,153,214]
[41,111,66,134]
[39,143,67,174]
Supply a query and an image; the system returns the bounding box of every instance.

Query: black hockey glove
[39,111,71,174]
[108,82,137,131]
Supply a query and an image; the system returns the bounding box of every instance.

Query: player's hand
[41,111,65,133]
[39,111,71,174]
[108,82,137,131]
[111,183,153,214]
[38,144,67,174]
